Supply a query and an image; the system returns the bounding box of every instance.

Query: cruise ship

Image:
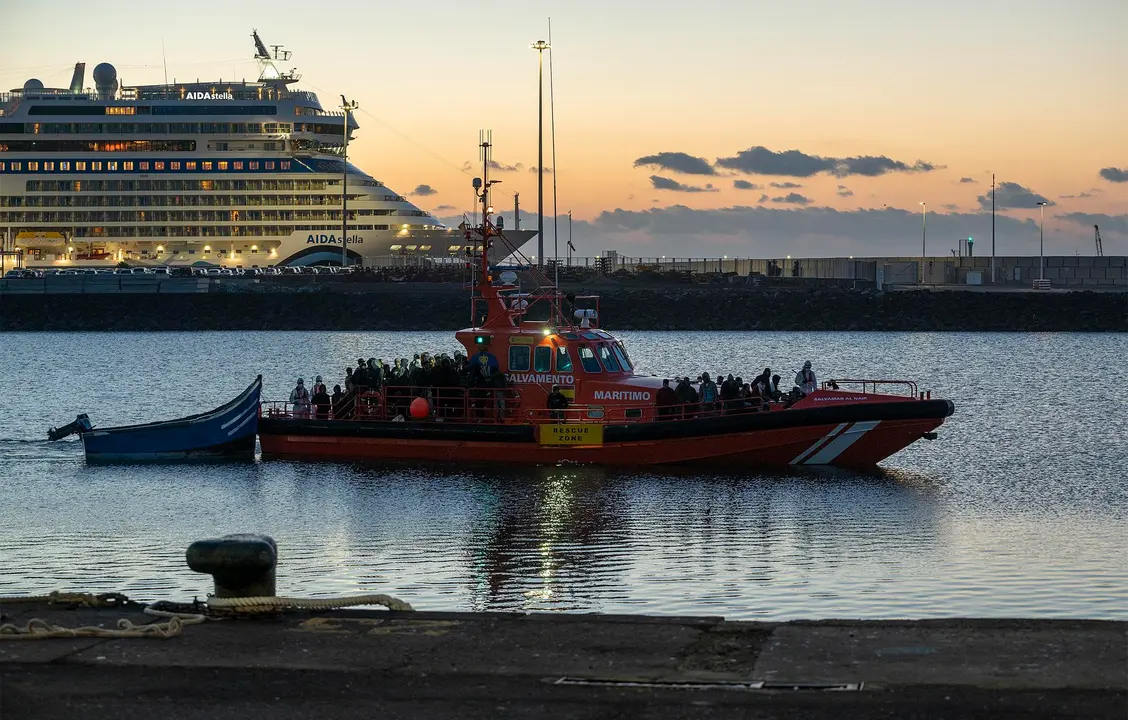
[0,31,536,268]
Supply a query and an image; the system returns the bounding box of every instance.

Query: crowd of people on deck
[652,361,822,418]
[286,354,824,422]
[288,349,512,421]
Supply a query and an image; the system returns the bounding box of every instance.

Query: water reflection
[0,331,1125,619]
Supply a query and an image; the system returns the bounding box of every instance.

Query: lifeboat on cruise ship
[257,145,954,469]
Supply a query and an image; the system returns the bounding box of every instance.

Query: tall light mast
[532,40,550,271]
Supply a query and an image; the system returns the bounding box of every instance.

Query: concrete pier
[1,600,1124,718]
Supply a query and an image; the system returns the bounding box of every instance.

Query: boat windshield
[615,341,634,370]
[578,345,601,373]
[556,346,574,372]
[597,344,621,372]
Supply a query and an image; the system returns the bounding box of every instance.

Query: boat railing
[822,379,921,397]
[260,385,524,423]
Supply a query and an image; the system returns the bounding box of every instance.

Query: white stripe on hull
[790,423,849,465]
[804,420,881,465]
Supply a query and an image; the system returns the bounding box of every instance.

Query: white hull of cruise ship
[0,33,537,269]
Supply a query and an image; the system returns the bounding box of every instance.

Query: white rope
[0,590,413,639]
[0,591,129,607]
[0,605,205,640]
[207,594,413,612]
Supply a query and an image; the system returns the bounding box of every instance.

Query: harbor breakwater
[2,285,1125,331]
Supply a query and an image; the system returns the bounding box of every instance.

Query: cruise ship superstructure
[0,31,536,268]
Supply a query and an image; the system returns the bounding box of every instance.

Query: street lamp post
[919,201,927,282]
[1036,201,1048,280]
[532,40,550,272]
[340,95,358,268]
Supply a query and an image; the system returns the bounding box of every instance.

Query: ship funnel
[93,62,117,100]
[69,63,86,93]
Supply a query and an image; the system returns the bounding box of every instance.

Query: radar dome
[93,62,117,99]
[22,78,44,92]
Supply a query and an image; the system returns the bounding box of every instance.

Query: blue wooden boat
[81,376,262,463]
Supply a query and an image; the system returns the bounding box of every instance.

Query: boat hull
[258,399,953,469]
[82,377,262,463]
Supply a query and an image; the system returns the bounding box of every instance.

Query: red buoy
[409,397,430,419]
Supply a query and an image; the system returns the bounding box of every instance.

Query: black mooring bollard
[186,534,277,598]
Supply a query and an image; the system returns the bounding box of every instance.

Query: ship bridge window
[555,346,574,372]
[509,345,531,372]
[578,345,601,373]
[533,346,552,373]
[612,343,632,371]
[597,344,621,372]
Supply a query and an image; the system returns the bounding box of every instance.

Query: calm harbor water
[0,330,1125,619]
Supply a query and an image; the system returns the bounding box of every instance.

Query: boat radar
[251,29,300,84]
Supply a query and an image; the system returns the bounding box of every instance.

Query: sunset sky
[3,0,1126,257]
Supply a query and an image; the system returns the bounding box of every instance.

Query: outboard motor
[48,413,93,441]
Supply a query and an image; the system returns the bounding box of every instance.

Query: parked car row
[4,264,365,280]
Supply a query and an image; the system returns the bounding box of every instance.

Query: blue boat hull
[82,376,262,463]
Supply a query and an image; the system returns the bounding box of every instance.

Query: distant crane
[1094,225,1104,256]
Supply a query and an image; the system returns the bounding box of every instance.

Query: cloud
[439,204,1112,257]
[733,180,763,190]
[770,181,803,189]
[943,203,959,211]
[528,166,554,174]
[977,181,1053,210]
[715,146,940,178]
[488,160,524,172]
[771,193,811,205]
[1099,167,1128,183]
[649,175,718,193]
[1060,212,1128,234]
[959,177,977,184]
[434,204,456,212]
[411,184,437,196]
[836,185,854,197]
[585,204,1043,257]
[1059,191,1094,199]
[634,152,716,175]
[758,194,769,203]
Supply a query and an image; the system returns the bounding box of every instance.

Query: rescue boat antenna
[476,129,497,284]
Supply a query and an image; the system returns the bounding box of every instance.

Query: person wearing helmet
[794,361,817,395]
[311,375,327,396]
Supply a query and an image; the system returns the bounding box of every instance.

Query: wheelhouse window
[533,346,551,373]
[509,345,531,372]
[597,344,621,372]
[612,343,632,372]
[578,345,601,373]
[555,346,574,372]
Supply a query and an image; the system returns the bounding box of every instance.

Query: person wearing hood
[311,375,327,396]
[330,384,345,417]
[795,361,817,395]
[311,381,332,419]
[290,378,311,418]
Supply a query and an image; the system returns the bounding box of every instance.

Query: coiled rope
[207,594,414,613]
[0,590,413,640]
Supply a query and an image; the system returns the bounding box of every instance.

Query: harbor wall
[1,285,1124,332]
